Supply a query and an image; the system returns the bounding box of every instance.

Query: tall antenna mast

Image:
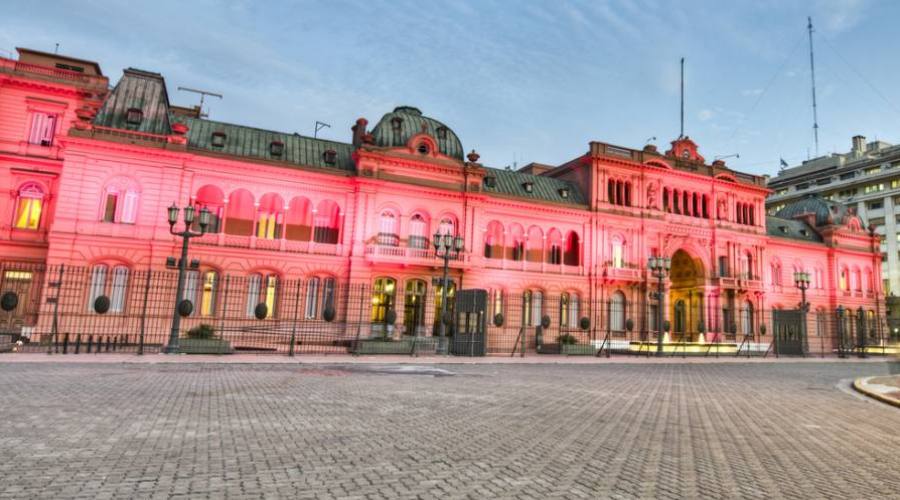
[680,57,685,138]
[808,16,819,156]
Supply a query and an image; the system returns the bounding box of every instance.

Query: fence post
[48,265,64,355]
[138,269,152,355]
[289,278,301,357]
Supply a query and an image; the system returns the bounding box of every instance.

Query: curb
[852,377,900,409]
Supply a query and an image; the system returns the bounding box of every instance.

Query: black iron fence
[0,262,897,357]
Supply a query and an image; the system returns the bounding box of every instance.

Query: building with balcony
[0,47,885,353]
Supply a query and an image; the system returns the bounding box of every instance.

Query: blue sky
[3,0,899,176]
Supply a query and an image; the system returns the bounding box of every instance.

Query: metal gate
[773,309,805,356]
[451,289,486,356]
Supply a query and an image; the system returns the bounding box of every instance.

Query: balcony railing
[482,257,581,275]
[364,244,468,267]
[0,58,108,89]
[602,264,642,281]
[194,232,341,256]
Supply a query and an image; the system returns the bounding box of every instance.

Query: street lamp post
[648,255,671,356]
[433,233,464,345]
[165,203,211,353]
[793,270,810,356]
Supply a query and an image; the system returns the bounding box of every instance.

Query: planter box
[178,338,234,355]
[560,344,598,356]
[355,337,438,355]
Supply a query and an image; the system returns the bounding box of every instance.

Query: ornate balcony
[482,257,581,275]
[363,244,468,268]
[601,263,642,282]
[715,274,763,291]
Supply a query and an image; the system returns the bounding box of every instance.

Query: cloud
[698,109,714,121]
[741,89,764,97]
[816,0,869,33]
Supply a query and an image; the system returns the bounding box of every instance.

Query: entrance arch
[669,249,705,342]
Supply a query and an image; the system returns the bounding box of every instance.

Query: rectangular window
[796,183,809,191]
[120,191,138,224]
[839,172,856,180]
[304,278,320,319]
[200,272,217,316]
[322,278,335,315]
[816,178,831,185]
[28,112,57,146]
[870,217,885,226]
[718,256,728,277]
[775,188,788,196]
[865,167,881,175]
[109,267,128,313]
[14,197,42,230]
[868,201,884,210]
[864,183,885,194]
[88,266,107,312]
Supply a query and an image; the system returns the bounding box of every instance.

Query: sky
[3,0,900,177]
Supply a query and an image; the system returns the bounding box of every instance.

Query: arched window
[371,277,397,323]
[663,188,670,213]
[408,214,428,249]
[771,261,783,286]
[526,226,543,262]
[313,200,340,244]
[546,229,562,265]
[609,291,625,332]
[484,221,504,259]
[246,273,277,318]
[285,196,312,241]
[194,185,225,233]
[102,184,139,224]
[839,266,849,291]
[225,189,255,236]
[438,217,455,236]
[13,182,44,230]
[740,251,752,279]
[507,224,524,261]
[377,211,399,246]
[852,267,862,292]
[564,231,580,266]
[256,193,284,240]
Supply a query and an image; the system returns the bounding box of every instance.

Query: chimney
[852,135,866,156]
[351,118,368,147]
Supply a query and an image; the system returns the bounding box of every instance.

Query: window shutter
[246,275,261,317]
[184,271,199,314]
[110,267,129,313]
[41,114,56,146]
[121,191,139,223]
[88,265,108,312]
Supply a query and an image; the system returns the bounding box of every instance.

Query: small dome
[370,106,463,160]
[775,194,847,227]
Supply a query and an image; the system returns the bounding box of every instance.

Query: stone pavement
[0,361,898,499]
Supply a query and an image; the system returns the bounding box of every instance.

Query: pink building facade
[0,48,886,354]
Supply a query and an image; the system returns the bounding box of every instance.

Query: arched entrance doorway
[669,249,705,342]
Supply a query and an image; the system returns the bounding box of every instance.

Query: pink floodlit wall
[0,54,884,350]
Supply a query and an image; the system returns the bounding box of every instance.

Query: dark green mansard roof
[766,216,822,243]
[171,116,355,172]
[774,194,847,227]
[94,68,172,135]
[481,167,586,206]
[370,106,464,160]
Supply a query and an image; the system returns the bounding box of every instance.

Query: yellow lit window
[200,271,217,316]
[611,241,624,268]
[14,183,44,230]
[264,275,277,318]
[257,213,278,239]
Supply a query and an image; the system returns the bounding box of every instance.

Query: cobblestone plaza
[0,360,898,499]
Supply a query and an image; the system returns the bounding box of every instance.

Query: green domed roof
[775,195,847,227]
[370,106,463,160]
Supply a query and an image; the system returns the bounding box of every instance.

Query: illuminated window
[256,212,280,239]
[14,183,44,230]
[408,214,427,249]
[371,277,396,323]
[492,289,503,318]
[246,273,277,318]
[200,271,218,316]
